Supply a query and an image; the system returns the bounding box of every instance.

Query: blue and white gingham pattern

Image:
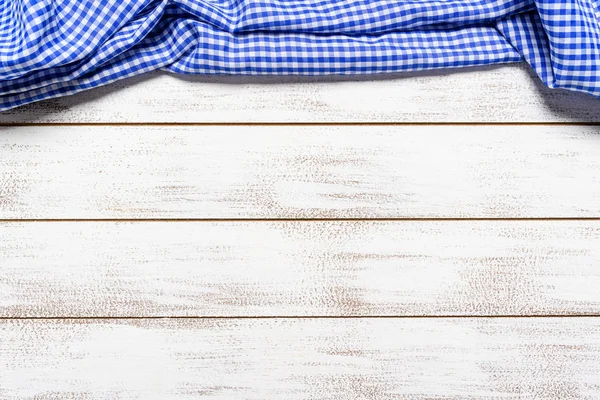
[0,0,598,110]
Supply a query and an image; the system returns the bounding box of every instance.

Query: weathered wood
[1,124,600,219]
[1,318,600,398]
[1,220,598,317]
[1,64,599,123]
[2,42,599,400]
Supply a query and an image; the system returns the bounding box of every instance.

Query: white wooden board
[2,51,600,400]
[2,318,600,399]
[1,124,600,219]
[1,64,599,123]
[1,220,598,317]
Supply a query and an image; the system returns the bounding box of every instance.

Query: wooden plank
[1,64,599,123]
[1,124,600,219]
[1,220,599,317]
[1,318,600,398]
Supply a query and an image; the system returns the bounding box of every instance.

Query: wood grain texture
[1,220,599,317]
[1,64,599,124]
[2,58,600,400]
[2,318,600,399]
[1,125,600,219]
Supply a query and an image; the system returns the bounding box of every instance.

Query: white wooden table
[1,63,600,399]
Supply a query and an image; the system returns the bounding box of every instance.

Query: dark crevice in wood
[0,218,599,223]
[2,122,600,127]
[3,315,600,320]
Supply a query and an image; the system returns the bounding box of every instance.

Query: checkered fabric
[0,0,598,110]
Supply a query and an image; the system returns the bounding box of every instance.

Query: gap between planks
[4,315,600,320]
[1,217,600,223]
[2,122,600,127]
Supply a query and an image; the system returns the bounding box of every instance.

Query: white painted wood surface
[1,221,599,318]
[1,64,599,123]
[1,60,600,399]
[1,125,600,219]
[2,318,600,399]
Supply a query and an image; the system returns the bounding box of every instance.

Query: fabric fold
[0,0,598,111]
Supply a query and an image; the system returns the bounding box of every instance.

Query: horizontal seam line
[0,218,599,223]
[1,122,600,127]
[2,315,600,321]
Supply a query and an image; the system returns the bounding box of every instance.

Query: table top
[1,63,600,399]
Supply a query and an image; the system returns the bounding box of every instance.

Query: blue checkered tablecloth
[1,0,598,110]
